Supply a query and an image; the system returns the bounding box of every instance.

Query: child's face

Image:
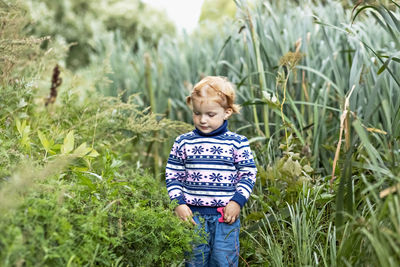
[192,97,232,134]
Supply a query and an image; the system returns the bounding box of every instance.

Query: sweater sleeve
[165,137,187,205]
[230,137,257,208]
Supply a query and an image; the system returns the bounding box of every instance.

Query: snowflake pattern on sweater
[165,125,257,209]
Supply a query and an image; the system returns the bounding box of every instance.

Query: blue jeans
[186,214,240,267]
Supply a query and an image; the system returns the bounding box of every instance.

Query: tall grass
[242,186,334,266]
[92,0,398,172]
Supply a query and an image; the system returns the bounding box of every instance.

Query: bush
[0,166,200,266]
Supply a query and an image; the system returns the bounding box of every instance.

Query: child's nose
[200,115,207,123]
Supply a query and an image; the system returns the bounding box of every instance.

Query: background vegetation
[1,0,399,266]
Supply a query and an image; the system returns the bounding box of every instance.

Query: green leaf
[22,124,30,136]
[377,56,392,75]
[61,131,74,154]
[318,193,335,200]
[77,174,96,191]
[71,166,89,172]
[303,165,313,173]
[37,130,51,152]
[73,142,92,157]
[87,149,100,158]
[352,120,383,166]
[15,118,22,135]
[281,157,302,177]
[51,144,62,151]
[352,5,380,25]
[246,211,264,221]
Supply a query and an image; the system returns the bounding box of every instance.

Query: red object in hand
[217,207,225,222]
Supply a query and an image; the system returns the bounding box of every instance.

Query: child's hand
[175,204,196,225]
[223,201,241,224]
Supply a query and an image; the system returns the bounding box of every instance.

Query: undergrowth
[0,167,200,266]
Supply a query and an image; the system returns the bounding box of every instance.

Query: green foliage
[24,0,176,69]
[0,167,200,266]
[0,3,197,265]
[0,72,197,265]
[261,135,316,207]
[241,187,334,266]
[0,81,36,177]
[41,87,192,173]
[199,0,237,25]
[336,194,400,266]
[0,1,58,83]
[2,0,400,265]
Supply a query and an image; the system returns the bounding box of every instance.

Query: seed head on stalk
[45,64,62,106]
[279,51,303,72]
[277,41,303,151]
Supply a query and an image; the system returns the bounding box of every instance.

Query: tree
[199,0,236,25]
[25,0,176,69]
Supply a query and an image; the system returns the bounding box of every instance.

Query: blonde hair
[186,76,241,114]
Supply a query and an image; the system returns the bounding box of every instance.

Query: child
[165,76,257,266]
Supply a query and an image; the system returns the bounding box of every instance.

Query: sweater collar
[194,120,228,137]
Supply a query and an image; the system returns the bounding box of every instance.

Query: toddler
[165,76,257,266]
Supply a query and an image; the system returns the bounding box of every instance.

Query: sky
[142,0,204,33]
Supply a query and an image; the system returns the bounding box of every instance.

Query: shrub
[0,165,201,266]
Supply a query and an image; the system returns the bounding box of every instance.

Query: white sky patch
[142,0,204,33]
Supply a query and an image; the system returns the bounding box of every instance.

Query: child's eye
[193,112,200,115]
[208,113,216,117]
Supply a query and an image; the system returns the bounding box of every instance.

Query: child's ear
[186,96,192,106]
[224,108,233,120]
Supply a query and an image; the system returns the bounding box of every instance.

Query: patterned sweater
[165,121,257,215]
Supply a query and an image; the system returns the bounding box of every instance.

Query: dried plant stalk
[330,85,356,186]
